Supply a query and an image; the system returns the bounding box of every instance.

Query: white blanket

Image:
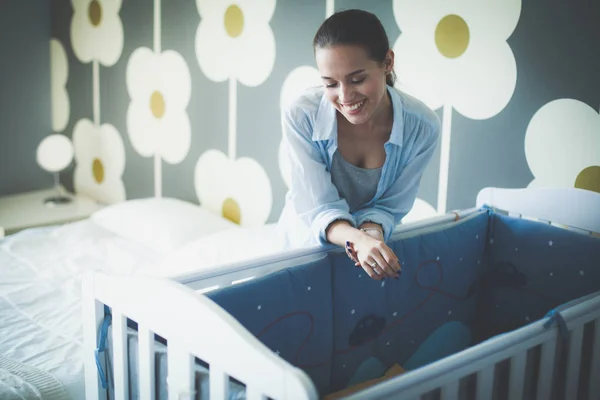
[0,221,163,400]
[0,355,70,400]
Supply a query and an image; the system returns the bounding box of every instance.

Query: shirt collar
[312,85,404,146]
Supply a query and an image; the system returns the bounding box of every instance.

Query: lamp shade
[36,134,74,172]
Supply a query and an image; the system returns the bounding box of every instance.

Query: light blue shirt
[277,85,441,248]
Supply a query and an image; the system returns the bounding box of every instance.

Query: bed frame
[83,187,600,400]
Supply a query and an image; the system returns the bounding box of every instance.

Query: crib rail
[476,187,600,234]
[347,291,600,400]
[170,207,483,293]
[82,271,319,400]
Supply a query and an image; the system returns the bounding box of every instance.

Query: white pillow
[148,224,284,278]
[90,197,238,254]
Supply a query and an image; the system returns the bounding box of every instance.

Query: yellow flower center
[435,14,470,58]
[575,166,600,193]
[224,5,244,38]
[150,91,166,119]
[222,197,241,224]
[93,158,104,184]
[88,0,103,27]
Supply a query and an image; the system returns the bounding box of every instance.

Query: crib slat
[508,352,526,400]
[536,339,557,400]
[589,318,600,400]
[112,310,129,400]
[565,325,584,399]
[476,365,494,400]
[138,325,155,400]
[82,294,105,400]
[209,365,229,400]
[440,380,459,400]
[246,386,268,400]
[167,343,194,400]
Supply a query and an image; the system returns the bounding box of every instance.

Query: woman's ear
[385,49,395,73]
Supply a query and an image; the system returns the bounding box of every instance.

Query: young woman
[277,9,440,281]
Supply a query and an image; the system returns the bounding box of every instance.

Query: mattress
[0,218,282,399]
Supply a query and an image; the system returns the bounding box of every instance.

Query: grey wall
[0,1,52,196]
[9,0,599,223]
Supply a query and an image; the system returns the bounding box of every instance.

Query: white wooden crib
[83,187,600,400]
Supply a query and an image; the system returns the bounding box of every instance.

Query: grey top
[330,150,383,213]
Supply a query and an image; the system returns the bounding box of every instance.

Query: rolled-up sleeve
[354,117,441,242]
[282,105,356,244]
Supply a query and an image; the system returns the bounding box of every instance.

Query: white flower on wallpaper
[280,66,322,110]
[50,39,70,133]
[36,134,74,173]
[70,0,124,66]
[195,0,276,86]
[126,48,192,164]
[402,198,440,223]
[195,150,273,227]
[392,0,520,119]
[278,65,322,188]
[525,98,600,193]
[73,118,126,204]
[392,0,521,214]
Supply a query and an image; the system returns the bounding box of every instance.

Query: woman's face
[315,44,392,126]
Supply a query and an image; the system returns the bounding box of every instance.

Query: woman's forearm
[325,219,367,248]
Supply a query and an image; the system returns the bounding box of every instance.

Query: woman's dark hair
[313,9,396,86]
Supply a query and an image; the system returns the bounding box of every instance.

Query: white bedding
[0,218,282,399]
[0,220,163,399]
[147,222,285,277]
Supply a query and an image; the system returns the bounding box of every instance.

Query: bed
[0,197,282,400]
[83,186,600,400]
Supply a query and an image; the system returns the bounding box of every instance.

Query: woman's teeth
[342,100,365,111]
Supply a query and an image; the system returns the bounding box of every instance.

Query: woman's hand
[353,233,401,280]
[326,219,401,280]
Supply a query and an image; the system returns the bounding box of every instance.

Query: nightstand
[0,186,105,237]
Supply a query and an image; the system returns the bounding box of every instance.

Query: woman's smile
[339,99,367,115]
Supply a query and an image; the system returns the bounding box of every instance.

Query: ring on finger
[369,262,383,275]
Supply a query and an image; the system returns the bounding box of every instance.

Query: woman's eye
[325,83,337,88]
[352,77,365,85]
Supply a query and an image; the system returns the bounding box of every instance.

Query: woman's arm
[282,102,356,244]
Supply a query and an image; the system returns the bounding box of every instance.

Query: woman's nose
[338,84,353,103]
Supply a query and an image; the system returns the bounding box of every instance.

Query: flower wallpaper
[48,0,600,226]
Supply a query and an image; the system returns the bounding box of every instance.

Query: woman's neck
[339,90,393,140]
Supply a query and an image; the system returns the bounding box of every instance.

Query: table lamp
[36,133,74,206]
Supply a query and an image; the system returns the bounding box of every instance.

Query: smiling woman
[276,9,440,282]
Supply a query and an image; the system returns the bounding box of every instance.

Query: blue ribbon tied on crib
[95,305,112,389]
[543,308,569,342]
